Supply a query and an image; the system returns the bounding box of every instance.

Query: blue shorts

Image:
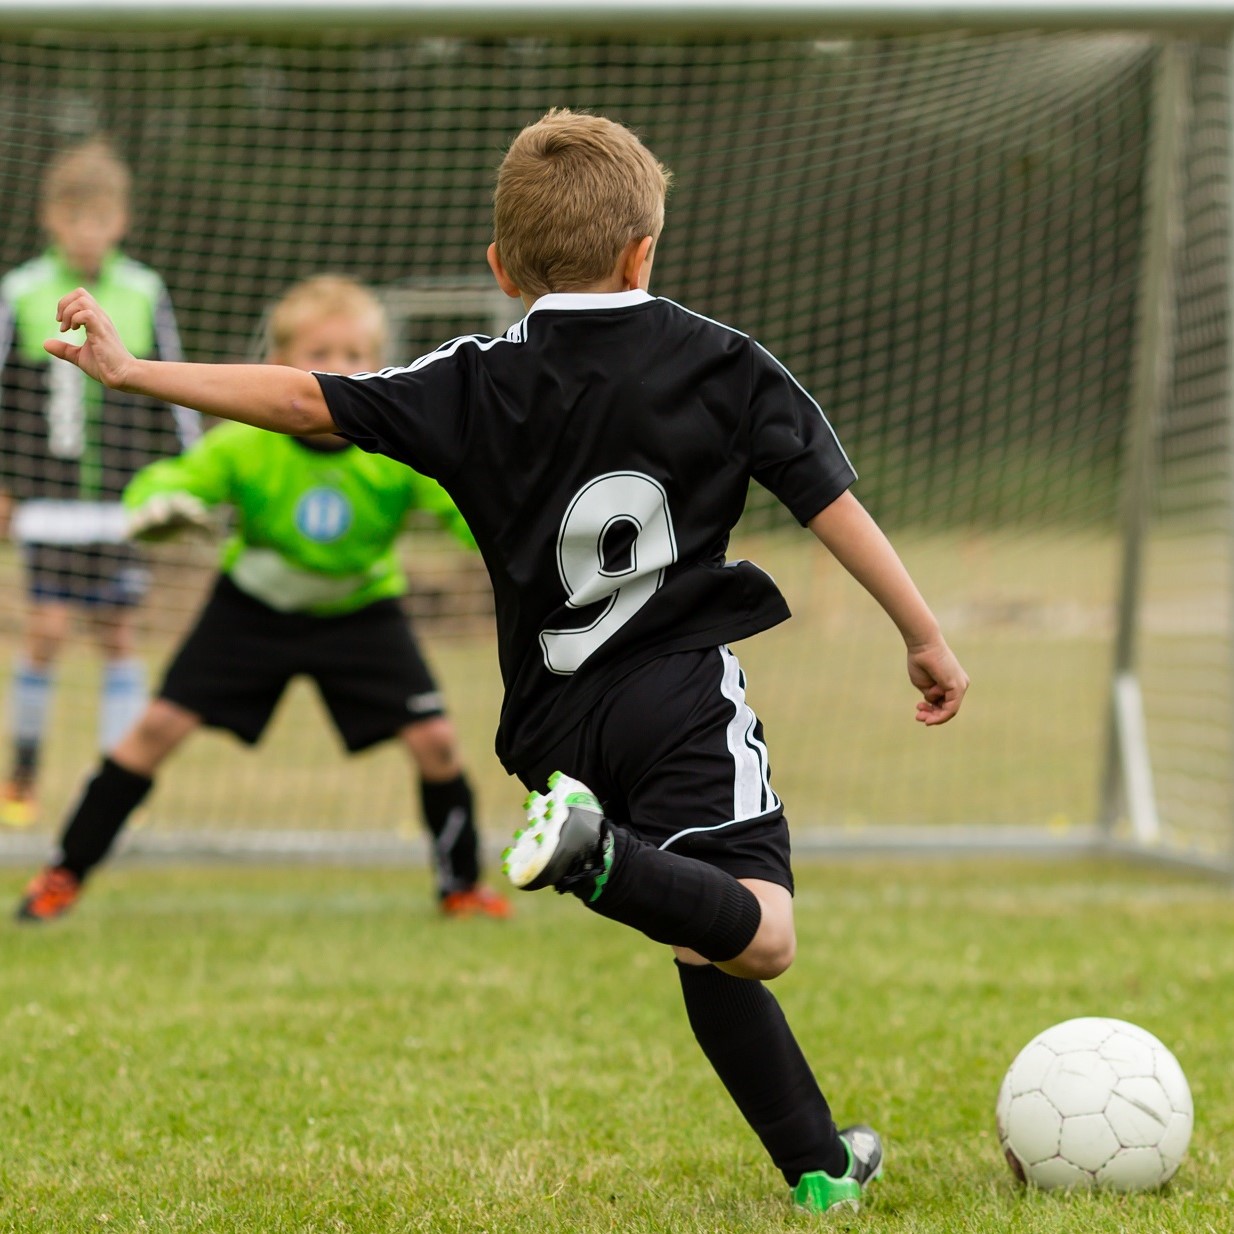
[23,543,149,608]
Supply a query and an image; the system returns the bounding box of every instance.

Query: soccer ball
[996,1017,1193,1191]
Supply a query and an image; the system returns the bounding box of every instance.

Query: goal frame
[0,1,1231,875]
[0,2,1232,37]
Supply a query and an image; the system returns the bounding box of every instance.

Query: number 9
[540,471,679,675]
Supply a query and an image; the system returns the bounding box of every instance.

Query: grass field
[2,858,1231,1233]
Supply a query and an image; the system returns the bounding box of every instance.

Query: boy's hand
[907,639,968,726]
[44,288,136,389]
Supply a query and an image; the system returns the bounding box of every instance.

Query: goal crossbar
[0,1,1233,36]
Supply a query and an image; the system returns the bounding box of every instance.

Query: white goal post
[0,2,1231,875]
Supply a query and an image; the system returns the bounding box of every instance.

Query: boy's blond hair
[41,138,131,210]
[267,275,389,358]
[493,109,671,298]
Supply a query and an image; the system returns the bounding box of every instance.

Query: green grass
[1,859,1231,1233]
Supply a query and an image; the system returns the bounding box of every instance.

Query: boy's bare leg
[87,606,149,756]
[399,714,464,782]
[86,604,134,659]
[109,697,199,777]
[25,599,72,665]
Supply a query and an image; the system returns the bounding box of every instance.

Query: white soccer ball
[996,1017,1193,1191]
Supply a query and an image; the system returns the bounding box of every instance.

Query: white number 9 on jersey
[540,471,679,675]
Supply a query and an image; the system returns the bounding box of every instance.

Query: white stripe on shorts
[719,644,780,820]
[658,646,780,851]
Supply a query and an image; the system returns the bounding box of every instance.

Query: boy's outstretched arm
[45,288,334,435]
[809,490,969,726]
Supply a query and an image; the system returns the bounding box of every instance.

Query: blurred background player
[0,137,199,826]
[17,275,509,922]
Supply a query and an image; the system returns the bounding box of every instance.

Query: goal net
[0,14,1227,867]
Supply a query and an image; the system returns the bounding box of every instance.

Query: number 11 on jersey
[539,471,679,675]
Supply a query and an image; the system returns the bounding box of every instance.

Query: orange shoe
[440,885,513,919]
[15,866,80,922]
[1,780,37,828]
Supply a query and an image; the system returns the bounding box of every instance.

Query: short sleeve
[748,341,856,525]
[315,348,470,482]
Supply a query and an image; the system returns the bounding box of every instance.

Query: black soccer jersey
[317,290,855,772]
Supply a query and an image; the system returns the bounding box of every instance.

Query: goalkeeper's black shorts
[159,574,445,752]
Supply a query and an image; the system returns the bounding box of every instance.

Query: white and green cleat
[792,1125,884,1216]
[501,770,609,894]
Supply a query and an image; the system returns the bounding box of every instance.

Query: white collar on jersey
[524,289,653,317]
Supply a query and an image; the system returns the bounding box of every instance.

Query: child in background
[0,137,198,826]
[17,275,508,923]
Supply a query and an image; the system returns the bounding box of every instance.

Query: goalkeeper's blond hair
[267,275,389,358]
[41,137,131,210]
[493,109,671,299]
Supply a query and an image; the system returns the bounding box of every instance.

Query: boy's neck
[521,278,647,313]
[51,245,118,283]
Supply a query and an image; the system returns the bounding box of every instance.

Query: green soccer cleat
[501,770,608,893]
[792,1124,884,1215]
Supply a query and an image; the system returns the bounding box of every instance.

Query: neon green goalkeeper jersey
[124,422,475,616]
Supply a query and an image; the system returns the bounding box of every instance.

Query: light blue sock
[11,657,54,749]
[99,658,148,753]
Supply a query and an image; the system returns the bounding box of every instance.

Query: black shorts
[160,575,445,752]
[24,542,149,608]
[518,645,793,892]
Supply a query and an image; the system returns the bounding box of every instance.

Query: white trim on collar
[524,289,654,316]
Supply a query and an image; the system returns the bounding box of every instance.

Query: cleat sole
[504,810,568,888]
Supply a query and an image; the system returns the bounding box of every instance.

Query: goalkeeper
[16,275,509,923]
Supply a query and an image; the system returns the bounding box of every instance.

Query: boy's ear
[621,235,655,290]
[487,243,522,300]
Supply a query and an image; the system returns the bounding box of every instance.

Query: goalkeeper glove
[126,493,212,543]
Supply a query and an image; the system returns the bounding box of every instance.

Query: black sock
[57,757,153,880]
[677,960,847,1185]
[420,774,479,895]
[569,826,761,963]
[12,739,38,785]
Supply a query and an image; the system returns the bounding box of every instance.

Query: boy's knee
[736,928,796,980]
[721,881,797,979]
[25,605,70,663]
[115,699,196,770]
[401,716,462,778]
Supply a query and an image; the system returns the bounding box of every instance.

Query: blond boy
[0,138,198,825]
[44,111,968,1214]
[18,276,509,923]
